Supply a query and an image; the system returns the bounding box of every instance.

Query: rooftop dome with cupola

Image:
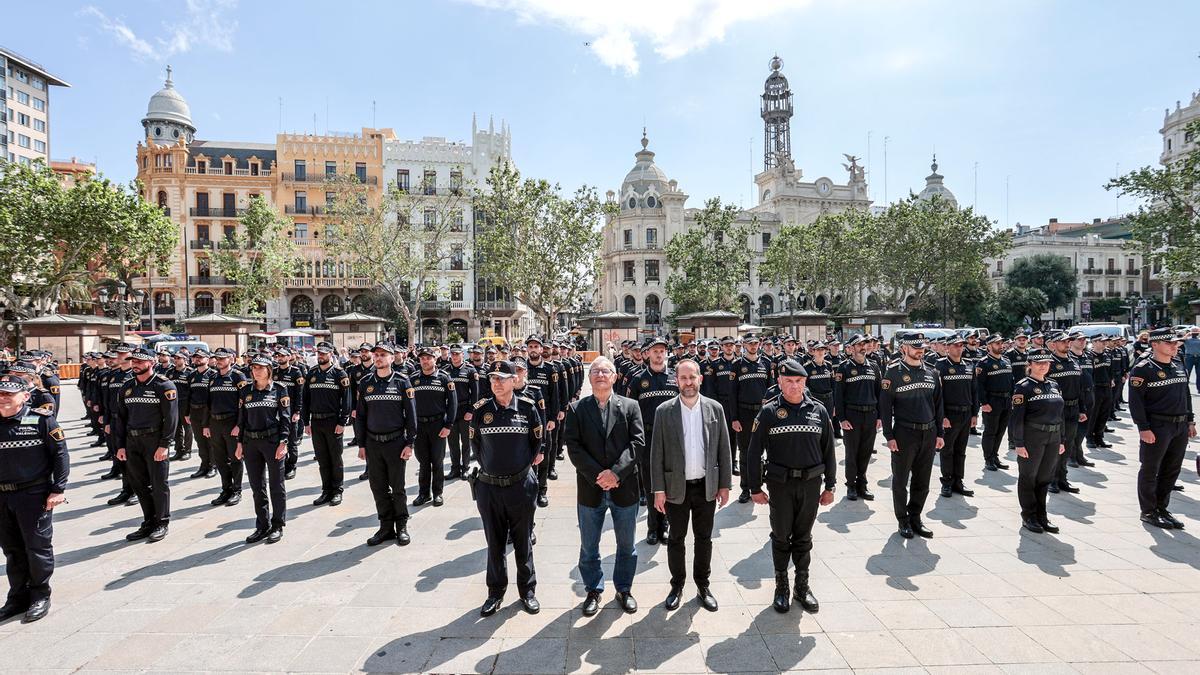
[142,66,196,145]
[916,154,958,208]
[620,130,671,210]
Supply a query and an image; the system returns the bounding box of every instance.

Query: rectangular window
[250,162,260,176]
[16,112,28,126]
[32,119,44,132]
[762,232,771,249]
[451,280,464,301]
[223,161,233,174]
[325,191,335,205]
[1087,279,1094,293]
[196,192,209,210]
[1107,258,1115,270]
[355,162,367,183]
[424,208,436,229]
[222,193,235,213]
[33,139,44,153]
[325,161,337,176]
[1128,280,1135,294]
[294,222,308,240]
[294,160,306,181]
[645,259,660,282]
[1127,259,1136,272]
[223,225,235,241]
[451,210,464,232]
[294,191,307,211]
[450,170,462,193]
[423,170,436,194]
[196,160,207,174]
[1107,279,1115,293]
[623,229,633,249]
[1087,257,1094,271]
[396,169,409,190]
[31,76,43,90]
[623,260,636,281]
[451,245,464,270]
[16,91,28,105]
[196,224,210,241]
[645,227,658,248]
[32,97,44,111]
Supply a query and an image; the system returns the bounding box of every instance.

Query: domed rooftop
[621,130,670,195]
[917,154,958,208]
[143,66,195,130]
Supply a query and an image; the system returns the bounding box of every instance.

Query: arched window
[739,295,752,324]
[865,294,880,310]
[321,294,344,316]
[194,292,214,315]
[157,190,167,208]
[154,291,174,310]
[623,295,636,315]
[219,291,234,313]
[645,294,661,325]
[291,295,314,326]
[815,294,827,310]
[758,294,774,316]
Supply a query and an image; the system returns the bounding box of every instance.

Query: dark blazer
[649,395,732,504]
[564,393,644,508]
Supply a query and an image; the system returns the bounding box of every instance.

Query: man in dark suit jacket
[564,356,645,617]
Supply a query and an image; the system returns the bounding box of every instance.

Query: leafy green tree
[1004,254,1077,319]
[1107,118,1200,281]
[474,162,609,334]
[761,209,869,310]
[1167,283,1199,322]
[985,286,1048,335]
[210,197,299,317]
[950,275,995,327]
[0,162,176,319]
[664,198,755,319]
[1086,297,1128,321]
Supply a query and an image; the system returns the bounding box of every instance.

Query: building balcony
[1105,269,1122,275]
[1126,269,1140,275]
[1081,291,1102,298]
[188,275,232,286]
[184,166,272,177]
[284,205,326,216]
[217,239,243,250]
[189,207,246,218]
[419,301,451,315]
[450,300,470,312]
[285,276,374,289]
[396,185,461,196]
[1105,291,1122,297]
[143,304,176,316]
[189,239,214,250]
[476,300,518,311]
[1082,268,1100,275]
[282,172,377,186]
[991,270,1004,278]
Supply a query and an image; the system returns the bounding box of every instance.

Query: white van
[1066,322,1134,342]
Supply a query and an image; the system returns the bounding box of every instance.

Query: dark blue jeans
[1186,355,1200,391]
[577,492,638,593]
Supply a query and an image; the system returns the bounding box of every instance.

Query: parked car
[1066,322,1135,341]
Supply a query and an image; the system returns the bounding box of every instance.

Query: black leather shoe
[846,486,859,501]
[90,439,106,447]
[912,522,934,538]
[330,492,343,506]
[367,527,396,546]
[548,468,558,480]
[738,489,751,504]
[23,599,49,623]
[1159,510,1185,530]
[284,469,297,480]
[1174,484,1186,491]
[205,468,217,478]
[1077,459,1095,467]
[537,492,550,508]
[224,492,242,507]
[646,531,659,545]
[359,470,369,481]
[794,584,819,613]
[969,427,980,435]
[615,591,637,614]
[1022,519,1044,533]
[1039,518,1060,534]
[100,470,121,480]
[481,596,503,617]
[190,467,208,479]
[125,525,153,542]
[396,524,411,546]
[772,574,790,613]
[148,524,168,542]
[210,491,230,507]
[266,527,283,544]
[1104,427,1115,433]
[995,460,1010,470]
[953,483,975,497]
[697,587,718,612]
[107,491,133,506]
[664,587,682,611]
[445,468,462,480]
[412,495,432,507]
[984,462,998,472]
[1142,511,1173,529]
[859,487,875,501]
[731,462,740,476]
[0,601,27,621]
[898,523,915,539]
[582,591,601,616]
[1058,482,1080,494]
[531,530,537,546]
[1048,483,1061,494]
[940,485,952,498]
[313,493,332,506]
[1098,441,1113,448]
[126,494,139,506]
[1067,459,1079,468]
[432,495,444,507]
[522,596,541,614]
[245,528,269,544]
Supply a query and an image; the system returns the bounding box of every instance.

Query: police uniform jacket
[525,360,561,420]
[166,365,192,416]
[443,362,481,415]
[39,367,60,409]
[879,360,944,441]
[1005,347,1029,382]
[745,394,836,493]
[470,395,544,477]
[936,357,978,416]
[1048,353,1093,413]
[1008,377,1065,447]
[113,373,179,450]
[975,354,1014,407]
[0,405,68,493]
[833,356,881,418]
[274,364,306,421]
[103,367,133,421]
[1128,357,1194,431]
[207,368,248,418]
[185,366,215,417]
[805,360,834,404]
[732,355,773,412]
[410,368,457,428]
[238,381,292,445]
[354,370,417,444]
[301,364,352,426]
[627,365,678,433]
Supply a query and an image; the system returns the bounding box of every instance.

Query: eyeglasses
[590,368,614,376]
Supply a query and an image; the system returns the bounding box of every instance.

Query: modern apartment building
[1,45,70,165]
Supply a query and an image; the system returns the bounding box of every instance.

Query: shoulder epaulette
[473,398,490,410]
[518,395,535,407]
[29,407,52,416]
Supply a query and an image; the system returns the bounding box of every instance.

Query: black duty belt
[1062,399,1079,407]
[739,403,762,410]
[189,403,207,408]
[1028,422,1061,433]
[418,414,445,425]
[477,465,532,487]
[846,404,877,413]
[127,427,161,438]
[985,391,1010,398]
[944,404,972,413]
[895,421,936,431]
[368,430,406,443]
[766,462,823,480]
[310,412,338,421]
[243,429,276,440]
[0,477,49,492]
[1150,414,1189,424]
[209,412,236,421]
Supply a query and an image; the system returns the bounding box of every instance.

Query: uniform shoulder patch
[164,389,177,400]
[881,379,891,390]
[49,426,65,441]
[1130,376,1144,388]
[236,380,249,388]
[1012,394,1024,405]
[340,377,350,387]
[447,381,455,390]
[281,396,291,407]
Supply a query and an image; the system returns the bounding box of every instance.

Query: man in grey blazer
[650,359,732,611]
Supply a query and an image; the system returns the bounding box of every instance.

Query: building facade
[1,45,70,165]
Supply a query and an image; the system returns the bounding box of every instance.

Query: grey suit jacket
[649,394,733,504]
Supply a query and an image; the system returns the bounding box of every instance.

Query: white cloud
[80,0,239,61]
[462,0,812,76]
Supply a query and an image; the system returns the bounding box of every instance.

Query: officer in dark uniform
[206,347,247,507]
[102,345,136,504]
[302,341,352,506]
[879,332,944,539]
[166,350,193,461]
[273,348,305,480]
[1129,328,1197,529]
[154,349,171,376]
[1086,337,1115,449]
[804,342,835,413]
[833,335,881,501]
[113,347,178,543]
[1010,348,1065,534]
[937,336,978,499]
[1046,332,1088,495]
[732,334,773,503]
[746,359,835,614]
[345,342,372,450]
[615,343,644,397]
[976,334,1013,471]
[237,355,292,544]
[0,375,68,623]
[410,346,456,507]
[701,336,740,475]
[1065,332,1096,482]
[626,336,678,544]
[444,345,480,480]
[355,342,418,546]
[30,353,60,413]
[186,350,217,479]
[1006,334,1030,384]
[525,336,561,508]
[8,363,55,414]
[469,360,544,617]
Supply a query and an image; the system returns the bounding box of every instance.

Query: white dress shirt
[680,397,705,480]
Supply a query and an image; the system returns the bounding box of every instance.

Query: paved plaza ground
[4,378,1200,674]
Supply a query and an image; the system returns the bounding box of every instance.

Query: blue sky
[11,0,1200,229]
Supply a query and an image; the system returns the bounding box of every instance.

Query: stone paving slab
[2,384,1199,673]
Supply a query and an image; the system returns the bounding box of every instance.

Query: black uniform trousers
[243,437,286,531]
[636,424,666,535]
[476,473,538,599]
[1087,386,1113,444]
[1056,403,1081,484]
[365,437,409,527]
[173,417,193,458]
[547,420,563,475]
[766,474,821,582]
[1137,419,1190,514]
[190,407,213,471]
[843,408,878,489]
[939,411,973,487]
[981,398,1010,463]
[125,434,170,526]
[665,479,716,589]
[310,419,344,495]
[0,486,54,604]
[715,398,735,468]
[208,415,242,494]
[1017,426,1061,522]
[414,420,446,498]
[447,412,470,472]
[736,405,761,491]
[284,418,302,474]
[890,424,937,525]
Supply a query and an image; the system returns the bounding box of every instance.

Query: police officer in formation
[732,334,773,504]
[833,334,881,501]
[101,345,136,504]
[273,348,306,480]
[701,336,740,475]
[1047,332,1090,494]
[301,341,353,506]
[746,359,835,614]
[185,349,217,479]
[237,355,291,544]
[409,346,457,507]
[936,335,977,499]
[205,348,247,507]
[444,345,481,480]
[1010,347,1065,534]
[165,350,193,461]
[355,342,417,547]
[626,336,678,544]
[113,347,178,543]
[524,336,560,508]
[976,334,1014,472]
[0,374,68,623]
[879,332,944,539]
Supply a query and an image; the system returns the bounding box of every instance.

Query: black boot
[793,577,819,613]
[772,573,791,613]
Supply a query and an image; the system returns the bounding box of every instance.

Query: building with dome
[915,154,957,208]
[597,56,871,331]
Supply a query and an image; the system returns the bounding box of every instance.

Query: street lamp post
[97,281,145,344]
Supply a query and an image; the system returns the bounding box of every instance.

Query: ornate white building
[597,56,872,330]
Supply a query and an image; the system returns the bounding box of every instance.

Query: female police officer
[236,356,291,544]
[1009,347,1065,534]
